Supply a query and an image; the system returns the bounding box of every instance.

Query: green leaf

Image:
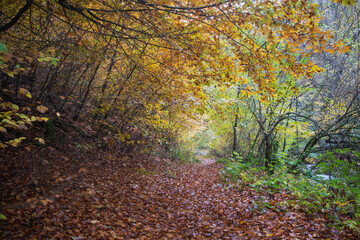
[0,42,8,52]
[52,58,59,66]
[19,88,32,98]
[300,56,309,64]
[14,137,26,143]
[2,119,17,127]
[6,71,15,77]
[0,214,6,220]
[245,0,254,8]
[342,0,356,6]
[17,113,28,119]
[11,104,19,111]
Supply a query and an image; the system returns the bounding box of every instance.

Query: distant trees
[199,0,360,177]
[288,0,360,172]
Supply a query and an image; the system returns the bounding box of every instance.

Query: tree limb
[0,0,33,33]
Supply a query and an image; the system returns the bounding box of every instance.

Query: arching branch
[0,0,33,33]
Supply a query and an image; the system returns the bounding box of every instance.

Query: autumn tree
[0,0,346,156]
[287,0,360,176]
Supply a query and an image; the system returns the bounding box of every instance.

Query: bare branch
[0,0,33,33]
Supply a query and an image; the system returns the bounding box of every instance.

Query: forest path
[194,149,216,165]
[1,147,355,239]
[107,156,349,239]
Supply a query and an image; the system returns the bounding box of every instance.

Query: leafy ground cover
[220,159,360,234]
[0,142,358,239]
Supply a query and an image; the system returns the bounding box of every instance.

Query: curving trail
[0,147,356,239]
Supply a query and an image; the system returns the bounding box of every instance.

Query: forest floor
[0,140,358,239]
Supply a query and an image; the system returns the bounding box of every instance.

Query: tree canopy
[0,0,348,149]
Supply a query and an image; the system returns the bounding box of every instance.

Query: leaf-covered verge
[1,137,358,239]
[219,157,360,236]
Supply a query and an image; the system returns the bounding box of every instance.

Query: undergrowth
[218,158,360,234]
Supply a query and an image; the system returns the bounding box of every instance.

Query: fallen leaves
[78,167,88,174]
[0,143,358,239]
[40,198,53,206]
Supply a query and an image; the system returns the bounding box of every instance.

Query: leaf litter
[0,143,357,239]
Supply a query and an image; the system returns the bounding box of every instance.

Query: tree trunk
[72,63,101,121]
[232,114,239,156]
[264,135,274,173]
[232,85,241,157]
[289,133,324,172]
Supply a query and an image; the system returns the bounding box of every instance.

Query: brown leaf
[55,177,64,183]
[36,105,48,113]
[40,198,53,206]
[78,168,88,174]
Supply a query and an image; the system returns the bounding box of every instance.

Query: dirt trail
[195,149,216,165]
[1,148,356,239]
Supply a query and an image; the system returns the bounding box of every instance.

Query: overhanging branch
[0,0,33,33]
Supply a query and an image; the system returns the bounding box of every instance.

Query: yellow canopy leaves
[0,0,346,147]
